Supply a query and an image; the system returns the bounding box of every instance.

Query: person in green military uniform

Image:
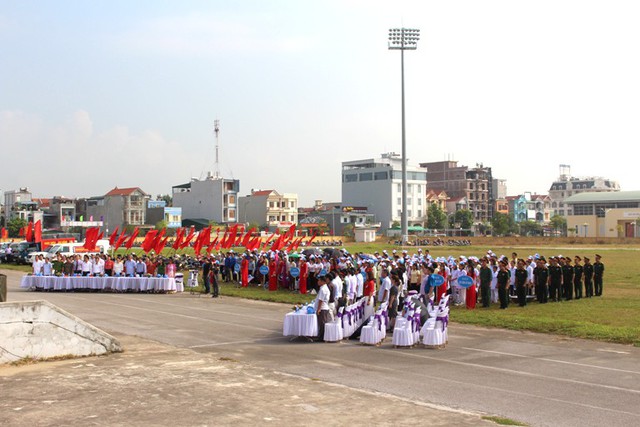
[547,257,563,302]
[479,257,493,308]
[583,256,594,298]
[515,259,529,307]
[593,254,605,296]
[534,257,549,303]
[497,259,510,309]
[561,257,574,300]
[573,256,584,299]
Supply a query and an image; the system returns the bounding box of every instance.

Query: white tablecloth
[283,312,318,337]
[20,275,180,292]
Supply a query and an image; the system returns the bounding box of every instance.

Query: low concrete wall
[0,300,122,364]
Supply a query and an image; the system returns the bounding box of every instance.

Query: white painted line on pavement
[386,349,640,395]
[597,348,631,355]
[313,359,344,367]
[461,346,640,375]
[189,337,282,348]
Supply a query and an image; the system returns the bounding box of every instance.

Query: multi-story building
[86,187,150,233]
[425,190,449,213]
[238,189,298,229]
[342,152,427,230]
[172,172,239,224]
[3,187,43,224]
[506,192,551,223]
[41,197,76,230]
[548,164,620,217]
[565,190,640,238]
[146,200,182,229]
[298,200,377,236]
[420,160,498,223]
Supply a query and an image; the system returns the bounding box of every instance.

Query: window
[290,215,295,221]
[574,205,593,215]
[269,201,275,208]
[374,171,388,180]
[418,198,422,206]
[281,215,286,221]
[341,216,349,224]
[407,197,412,205]
[289,201,295,209]
[228,195,235,204]
[408,210,412,217]
[418,210,422,217]
[397,197,401,206]
[417,185,421,193]
[408,184,412,191]
[228,209,236,219]
[269,216,276,222]
[359,172,373,181]
[397,210,401,218]
[343,174,358,183]
[397,184,401,192]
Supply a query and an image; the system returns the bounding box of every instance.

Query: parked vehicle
[6,241,40,264]
[27,239,111,263]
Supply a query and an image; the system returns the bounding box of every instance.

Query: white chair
[360,312,386,345]
[323,321,344,342]
[392,315,415,347]
[423,307,447,348]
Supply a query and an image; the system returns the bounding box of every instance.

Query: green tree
[549,215,567,236]
[519,220,542,236]
[155,220,168,230]
[491,212,515,236]
[7,217,27,238]
[248,221,261,231]
[343,224,354,237]
[156,194,173,206]
[450,209,474,230]
[426,203,447,230]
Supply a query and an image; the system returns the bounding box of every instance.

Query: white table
[20,275,180,293]
[283,312,318,337]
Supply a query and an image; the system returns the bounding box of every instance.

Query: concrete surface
[0,334,493,427]
[2,268,640,427]
[0,300,121,364]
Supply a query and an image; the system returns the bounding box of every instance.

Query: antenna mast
[214,119,220,179]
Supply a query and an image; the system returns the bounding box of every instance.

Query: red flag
[206,236,219,253]
[247,236,262,251]
[19,226,26,237]
[262,233,276,250]
[307,231,318,246]
[109,227,119,246]
[172,227,185,250]
[224,224,239,249]
[270,234,285,252]
[284,224,296,240]
[125,227,140,250]
[83,227,101,251]
[155,236,169,254]
[1,227,7,239]
[141,230,158,253]
[181,226,196,249]
[96,231,104,242]
[34,220,43,243]
[194,226,211,255]
[114,231,128,252]
[151,228,166,252]
[25,222,34,242]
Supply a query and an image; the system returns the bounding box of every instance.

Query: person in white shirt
[377,268,392,305]
[81,255,93,276]
[356,268,364,299]
[113,256,124,276]
[315,275,331,341]
[491,264,499,303]
[32,254,45,274]
[92,255,104,276]
[42,258,53,276]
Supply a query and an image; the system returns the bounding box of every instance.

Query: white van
[28,239,111,263]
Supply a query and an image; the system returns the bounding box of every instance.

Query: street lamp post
[389,28,419,246]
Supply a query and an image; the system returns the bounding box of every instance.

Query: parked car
[6,241,39,265]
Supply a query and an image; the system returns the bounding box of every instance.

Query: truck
[28,239,111,263]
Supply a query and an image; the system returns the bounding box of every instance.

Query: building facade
[342,152,427,230]
[298,200,377,236]
[565,191,640,238]
[506,193,551,223]
[3,187,43,224]
[146,200,182,229]
[86,187,150,233]
[420,160,497,223]
[548,165,620,217]
[238,189,298,229]
[172,173,239,224]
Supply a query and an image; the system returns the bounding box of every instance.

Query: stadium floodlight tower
[388,27,419,245]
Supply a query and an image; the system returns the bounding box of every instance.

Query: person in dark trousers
[593,254,605,296]
[315,275,331,341]
[534,257,549,304]
[479,257,492,308]
[583,256,594,298]
[515,259,529,307]
[202,257,211,294]
[547,257,563,302]
[497,260,510,309]
[561,257,574,300]
[573,256,584,300]
[208,261,220,298]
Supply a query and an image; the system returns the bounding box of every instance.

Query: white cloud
[0,109,192,199]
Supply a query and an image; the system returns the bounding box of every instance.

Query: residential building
[565,191,640,238]
[172,173,239,224]
[298,200,377,236]
[238,189,298,229]
[425,190,449,213]
[3,187,44,224]
[86,187,150,233]
[342,152,427,230]
[506,192,551,223]
[42,197,76,230]
[548,164,620,217]
[419,160,497,223]
[146,200,182,229]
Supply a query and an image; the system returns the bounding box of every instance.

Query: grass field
[5,238,639,346]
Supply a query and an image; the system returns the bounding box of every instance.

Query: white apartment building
[172,173,239,224]
[342,152,427,230]
[548,165,620,217]
[238,189,298,228]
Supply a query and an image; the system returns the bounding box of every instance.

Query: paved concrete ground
[3,268,640,426]
[0,335,491,427]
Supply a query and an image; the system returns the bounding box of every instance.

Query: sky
[1,0,639,206]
